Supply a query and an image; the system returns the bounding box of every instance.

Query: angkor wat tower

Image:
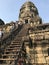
[0,1,49,65]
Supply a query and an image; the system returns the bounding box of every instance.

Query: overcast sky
[0,0,49,23]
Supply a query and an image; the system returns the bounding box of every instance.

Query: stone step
[4,50,20,52]
[2,54,18,56]
[6,47,20,49]
[10,44,21,46]
[9,46,21,48]
[2,55,18,58]
[11,41,20,43]
[11,44,21,46]
[10,43,21,45]
[0,58,16,60]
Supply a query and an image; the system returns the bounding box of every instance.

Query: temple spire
[26,0,30,2]
[26,0,30,10]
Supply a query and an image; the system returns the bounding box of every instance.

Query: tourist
[0,29,2,38]
[0,28,4,39]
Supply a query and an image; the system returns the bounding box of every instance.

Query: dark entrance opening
[48,48,49,56]
[25,19,28,24]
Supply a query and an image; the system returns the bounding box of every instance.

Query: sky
[0,0,49,24]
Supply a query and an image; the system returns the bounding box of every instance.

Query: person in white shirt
[0,28,3,38]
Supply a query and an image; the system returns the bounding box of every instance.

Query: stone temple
[0,1,49,65]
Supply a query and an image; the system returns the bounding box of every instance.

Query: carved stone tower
[19,1,42,25]
[0,1,49,65]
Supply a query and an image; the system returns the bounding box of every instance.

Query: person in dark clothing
[48,48,49,56]
[17,58,23,65]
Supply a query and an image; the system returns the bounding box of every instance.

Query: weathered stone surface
[0,1,49,65]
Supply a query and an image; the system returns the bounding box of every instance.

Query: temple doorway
[48,48,49,56]
[25,19,28,24]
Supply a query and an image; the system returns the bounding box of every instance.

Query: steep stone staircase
[0,24,29,65]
